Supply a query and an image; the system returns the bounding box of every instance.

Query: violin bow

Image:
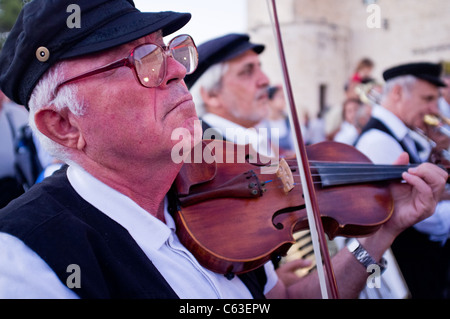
[266,0,339,299]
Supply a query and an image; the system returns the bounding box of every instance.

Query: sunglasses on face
[54,34,198,95]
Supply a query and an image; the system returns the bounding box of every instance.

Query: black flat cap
[383,62,446,87]
[184,33,265,89]
[0,0,191,108]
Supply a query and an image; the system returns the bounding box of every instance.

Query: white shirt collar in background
[202,113,274,157]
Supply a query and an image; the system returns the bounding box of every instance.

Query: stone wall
[247,0,450,134]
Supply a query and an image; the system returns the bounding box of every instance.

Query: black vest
[0,166,267,299]
[355,117,421,164]
[201,119,223,140]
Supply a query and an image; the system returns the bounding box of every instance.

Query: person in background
[345,58,375,99]
[186,33,277,157]
[355,62,450,298]
[333,98,363,145]
[351,58,375,83]
[438,74,450,119]
[264,85,295,153]
[306,108,327,145]
[0,90,28,207]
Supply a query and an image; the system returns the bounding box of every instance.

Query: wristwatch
[346,238,387,274]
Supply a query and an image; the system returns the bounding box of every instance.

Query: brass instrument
[420,114,450,164]
[354,82,382,106]
[423,114,450,138]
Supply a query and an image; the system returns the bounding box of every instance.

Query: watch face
[347,238,359,252]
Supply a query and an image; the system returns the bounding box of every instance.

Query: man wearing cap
[0,1,447,299]
[355,62,450,298]
[186,33,277,157]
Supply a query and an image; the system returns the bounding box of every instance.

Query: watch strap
[346,238,387,274]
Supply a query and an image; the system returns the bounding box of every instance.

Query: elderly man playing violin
[0,0,447,299]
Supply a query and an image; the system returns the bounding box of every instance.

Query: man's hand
[384,152,448,239]
[275,258,312,287]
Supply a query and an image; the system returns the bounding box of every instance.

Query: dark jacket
[0,166,267,298]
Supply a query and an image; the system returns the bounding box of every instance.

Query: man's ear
[391,84,403,102]
[200,86,222,110]
[34,108,85,151]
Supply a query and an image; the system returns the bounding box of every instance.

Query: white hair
[28,62,86,163]
[190,62,229,117]
[380,75,418,104]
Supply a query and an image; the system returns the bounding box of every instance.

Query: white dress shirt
[333,121,359,145]
[0,164,278,298]
[355,105,418,164]
[202,113,276,157]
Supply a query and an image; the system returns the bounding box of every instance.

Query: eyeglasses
[54,34,198,95]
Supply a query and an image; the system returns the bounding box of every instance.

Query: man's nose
[257,70,270,87]
[160,56,187,88]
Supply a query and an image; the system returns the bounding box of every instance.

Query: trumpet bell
[424,114,441,127]
[423,114,450,138]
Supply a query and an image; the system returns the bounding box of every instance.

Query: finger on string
[407,164,448,198]
[408,163,448,182]
[401,171,433,198]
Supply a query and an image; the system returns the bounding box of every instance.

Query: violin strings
[259,161,413,189]
[263,172,406,188]
[291,172,407,177]
[286,161,418,168]
[268,177,404,190]
[287,165,414,170]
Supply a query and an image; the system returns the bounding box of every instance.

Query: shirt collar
[372,104,409,140]
[202,113,275,157]
[202,113,260,144]
[66,164,171,251]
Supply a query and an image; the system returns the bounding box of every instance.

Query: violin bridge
[276,158,295,194]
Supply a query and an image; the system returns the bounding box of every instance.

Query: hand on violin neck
[386,161,448,239]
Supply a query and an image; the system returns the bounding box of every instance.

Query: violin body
[172,140,394,275]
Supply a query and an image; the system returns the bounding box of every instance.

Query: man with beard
[186,34,277,157]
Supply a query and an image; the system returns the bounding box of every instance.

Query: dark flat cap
[0,0,191,108]
[184,33,265,89]
[383,62,446,87]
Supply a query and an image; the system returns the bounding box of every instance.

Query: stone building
[247,0,450,136]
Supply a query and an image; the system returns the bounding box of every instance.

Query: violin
[171,139,409,276]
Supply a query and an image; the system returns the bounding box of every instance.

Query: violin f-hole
[272,205,306,230]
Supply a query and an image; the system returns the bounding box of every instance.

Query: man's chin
[169,119,204,164]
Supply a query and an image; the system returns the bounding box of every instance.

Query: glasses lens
[169,35,198,75]
[133,44,165,87]
[133,35,198,87]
